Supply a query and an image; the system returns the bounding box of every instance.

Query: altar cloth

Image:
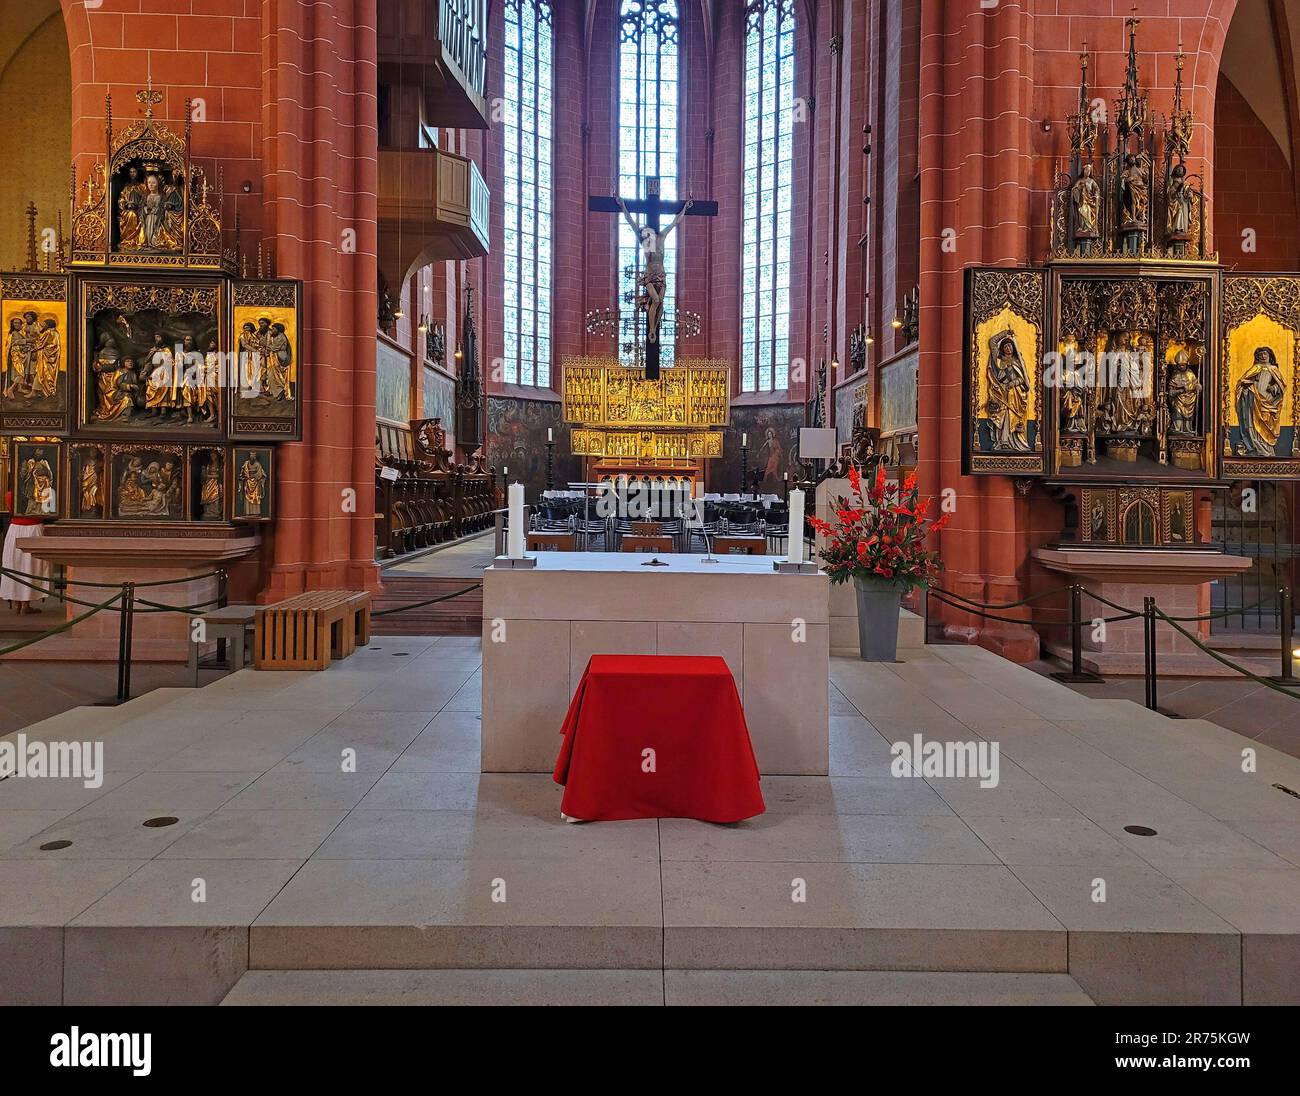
[553,654,765,822]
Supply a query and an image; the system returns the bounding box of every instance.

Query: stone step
[5,684,196,741]
[220,967,1094,1006]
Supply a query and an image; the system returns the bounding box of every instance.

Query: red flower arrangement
[807,464,950,589]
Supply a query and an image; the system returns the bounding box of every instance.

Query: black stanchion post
[1053,583,1103,683]
[120,582,135,703]
[1143,595,1157,711]
[1276,586,1297,685]
[116,583,130,701]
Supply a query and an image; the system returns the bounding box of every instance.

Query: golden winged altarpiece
[963,21,1300,551]
[562,357,729,485]
[1,79,300,532]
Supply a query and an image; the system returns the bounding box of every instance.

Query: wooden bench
[187,604,257,685]
[254,590,372,670]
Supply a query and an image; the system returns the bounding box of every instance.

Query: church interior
[0,0,1299,1025]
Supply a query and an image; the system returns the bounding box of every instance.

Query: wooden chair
[620,534,675,553]
[255,590,372,670]
[713,535,767,555]
[527,531,577,552]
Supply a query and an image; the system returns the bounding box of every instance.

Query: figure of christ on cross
[588,175,718,379]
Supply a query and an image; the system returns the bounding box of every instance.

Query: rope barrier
[927,582,1299,705]
[1,566,223,616]
[0,564,224,590]
[1154,608,1300,701]
[372,582,483,618]
[927,584,1070,611]
[0,589,124,658]
[927,590,1138,627]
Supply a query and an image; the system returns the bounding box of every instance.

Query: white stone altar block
[481,553,830,775]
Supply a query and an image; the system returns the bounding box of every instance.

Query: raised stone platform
[1,637,1298,1006]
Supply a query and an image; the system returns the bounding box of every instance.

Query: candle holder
[772,560,818,574]
[739,443,749,499]
[493,555,538,569]
[545,440,554,491]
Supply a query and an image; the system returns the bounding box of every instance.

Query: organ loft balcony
[378,145,490,297]
[378,0,489,131]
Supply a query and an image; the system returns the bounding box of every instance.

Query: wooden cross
[588,175,717,379]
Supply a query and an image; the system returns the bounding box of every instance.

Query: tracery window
[618,0,680,367]
[741,0,795,392]
[502,0,553,386]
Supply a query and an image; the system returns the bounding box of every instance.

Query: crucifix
[589,175,717,379]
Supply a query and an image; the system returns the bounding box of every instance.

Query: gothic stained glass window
[502,0,553,387]
[619,0,680,368]
[741,0,794,393]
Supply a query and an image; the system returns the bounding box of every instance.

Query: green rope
[1154,609,1300,700]
[372,583,483,618]
[0,564,224,590]
[928,584,1071,611]
[0,589,124,657]
[928,590,1137,628]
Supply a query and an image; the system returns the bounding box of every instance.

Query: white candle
[742,433,748,447]
[507,482,526,559]
[787,488,805,564]
[503,465,508,476]
[548,428,554,442]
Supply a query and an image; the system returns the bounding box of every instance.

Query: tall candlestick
[547,428,553,442]
[507,482,526,559]
[787,488,805,564]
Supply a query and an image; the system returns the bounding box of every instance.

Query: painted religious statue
[3,310,60,400]
[20,449,55,515]
[1234,346,1287,457]
[1166,349,1201,434]
[1100,332,1155,435]
[616,193,694,346]
[984,332,1032,452]
[1071,163,1101,250]
[239,452,268,512]
[1165,162,1194,244]
[118,165,183,252]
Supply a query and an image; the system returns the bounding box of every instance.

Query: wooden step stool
[254,590,372,670]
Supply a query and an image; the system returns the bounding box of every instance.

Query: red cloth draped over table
[553,655,766,823]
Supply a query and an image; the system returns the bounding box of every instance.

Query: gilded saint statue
[3,314,32,398]
[1234,346,1286,457]
[118,167,183,252]
[616,193,694,347]
[1166,350,1201,434]
[90,333,133,421]
[1100,332,1154,435]
[1120,154,1149,229]
[21,450,55,516]
[1071,163,1101,245]
[984,332,1032,452]
[199,451,223,521]
[80,450,105,517]
[1165,162,1194,243]
[33,316,60,399]
[239,453,268,514]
